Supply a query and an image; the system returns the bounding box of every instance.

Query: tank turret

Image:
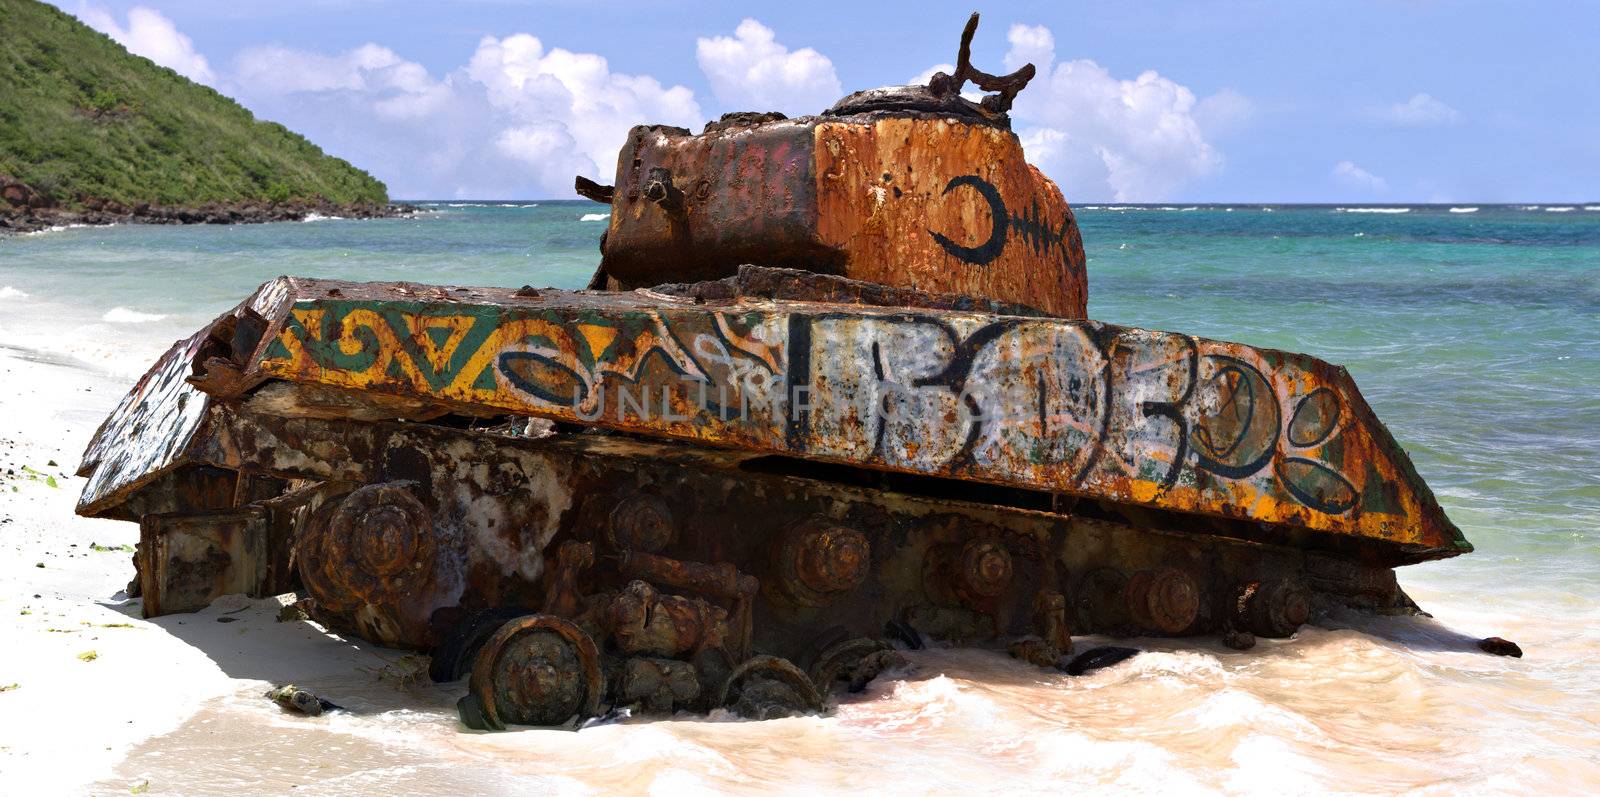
[581,14,1086,318]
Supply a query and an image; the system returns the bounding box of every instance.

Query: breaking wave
[1449,207,1479,213]
[580,213,610,222]
[0,286,28,299]
[22,223,92,236]
[101,307,168,323]
[1545,206,1576,213]
[1336,207,1410,214]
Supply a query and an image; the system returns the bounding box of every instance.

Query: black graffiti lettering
[930,175,1008,265]
[930,175,1081,269]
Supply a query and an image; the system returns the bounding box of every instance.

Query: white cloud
[907,63,955,86]
[1332,160,1388,193]
[233,43,453,120]
[76,4,216,85]
[1001,24,1222,202]
[1001,24,1054,74]
[223,35,701,199]
[1195,88,1254,137]
[1376,93,1460,126]
[468,34,701,178]
[696,20,842,116]
[61,10,1231,202]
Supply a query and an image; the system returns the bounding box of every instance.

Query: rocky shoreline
[1,181,417,236]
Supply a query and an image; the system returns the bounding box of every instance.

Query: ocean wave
[1336,207,1410,214]
[1449,207,1479,213]
[1519,205,1541,210]
[102,307,168,323]
[1545,206,1576,213]
[580,213,610,222]
[22,223,91,236]
[518,204,540,208]
[301,213,343,222]
[1587,206,1600,211]
[0,286,28,300]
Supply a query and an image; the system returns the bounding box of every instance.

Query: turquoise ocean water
[2,202,1597,791]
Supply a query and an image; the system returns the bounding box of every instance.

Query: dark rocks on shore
[1478,636,1523,657]
[0,176,418,235]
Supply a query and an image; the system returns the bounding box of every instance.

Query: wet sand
[2,346,1597,795]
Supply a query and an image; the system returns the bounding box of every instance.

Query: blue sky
[55,1,1600,202]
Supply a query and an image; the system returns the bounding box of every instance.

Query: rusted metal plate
[652,265,1049,318]
[153,404,1400,651]
[184,277,1466,564]
[94,465,240,523]
[603,119,827,286]
[76,277,292,517]
[600,111,1085,318]
[811,117,1085,318]
[76,330,214,516]
[138,507,272,618]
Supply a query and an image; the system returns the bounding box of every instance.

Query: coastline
[0,198,418,236]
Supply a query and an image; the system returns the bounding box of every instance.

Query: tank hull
[89,392,1415,649]
[125,271,1467,566]
[71,268,1466,725]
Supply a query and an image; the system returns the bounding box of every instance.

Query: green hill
[0,0,387,209]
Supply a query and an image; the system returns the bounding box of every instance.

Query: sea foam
[0,286,28,299]
[102,307,168,323]
[580,213,610,222]
[22,223,91,236]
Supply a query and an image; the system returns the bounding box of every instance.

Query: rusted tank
[75,14,1469,729]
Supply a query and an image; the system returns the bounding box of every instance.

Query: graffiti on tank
[928,175,1079,272]
[261,300,1379,526]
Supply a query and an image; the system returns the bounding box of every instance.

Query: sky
[50,0,1600,203]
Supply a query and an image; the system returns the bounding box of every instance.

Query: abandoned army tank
[75,15,1470,730]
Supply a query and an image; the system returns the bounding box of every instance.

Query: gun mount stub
[826,12,1036,126]
[929,12,1036,116]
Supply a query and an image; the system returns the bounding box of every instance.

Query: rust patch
[813,117,1085,317]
